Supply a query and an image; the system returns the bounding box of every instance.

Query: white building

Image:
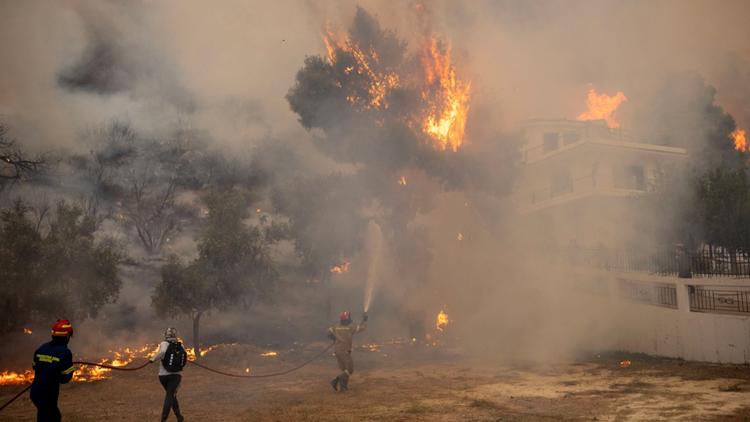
[515,119,687,248]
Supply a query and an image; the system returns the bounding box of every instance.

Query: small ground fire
[436,310,450,331]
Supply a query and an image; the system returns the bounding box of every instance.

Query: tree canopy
[0,200,122,335]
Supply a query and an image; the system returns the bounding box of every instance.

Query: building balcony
[520,119,686,165]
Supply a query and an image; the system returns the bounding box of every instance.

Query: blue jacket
[30,338,74,400]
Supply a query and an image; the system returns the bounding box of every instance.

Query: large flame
[420,38,471,152]
[576,86,628,128]
[436,309,450,331]
[732,128,747,152]
[322,27,470,152]
[322,25,400,111]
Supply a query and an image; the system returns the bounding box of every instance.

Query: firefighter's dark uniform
[30,338,75,422]
[328,319,366,390]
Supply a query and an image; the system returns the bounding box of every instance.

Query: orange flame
[322,25,399,111]
[260,351,278,357]
[436,309,450,331]
[23,328,32,335]
[398,176,407,186]
[321,26,470,153]
[330,261,350,274]
[0,344,162,386]
[732,128,747,152]
[577,86,627,128]
[185,344,220,360]
[420,38,471,152]
[0,370,34,385]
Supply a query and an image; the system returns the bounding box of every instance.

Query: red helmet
[339,311,351,323]
[51,319,73,337]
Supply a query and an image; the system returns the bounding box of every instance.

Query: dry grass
[1,347,749,421]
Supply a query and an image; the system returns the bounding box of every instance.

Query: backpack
[161,341,187,372]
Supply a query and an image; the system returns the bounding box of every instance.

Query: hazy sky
[1,0,749,151]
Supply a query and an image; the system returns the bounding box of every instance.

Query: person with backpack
[30,319,75,422]
[149,327,187,422]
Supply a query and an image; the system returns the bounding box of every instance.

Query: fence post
[675,281,691,314]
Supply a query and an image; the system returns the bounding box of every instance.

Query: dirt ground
[2,343,749,421]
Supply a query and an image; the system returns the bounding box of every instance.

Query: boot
[339,375,349,391]
[330,376,339,392]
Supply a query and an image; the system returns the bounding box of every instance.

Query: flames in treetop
[577,86,628,128]
[436,309,450,331]
[321,25,470,152]
[322,25,400,111]
[420,39,471,152]
[732,128,747,152]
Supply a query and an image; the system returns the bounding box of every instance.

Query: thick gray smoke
[1,0,750,363]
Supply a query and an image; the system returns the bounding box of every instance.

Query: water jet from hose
[363,220,384,313]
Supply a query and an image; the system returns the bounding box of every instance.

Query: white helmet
[164,327,177,341]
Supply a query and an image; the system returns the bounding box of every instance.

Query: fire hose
[188,343,334,378]
[0,360,152,412]
[1,343,334,411]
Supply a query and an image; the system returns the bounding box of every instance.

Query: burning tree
[635,72,742,170]
[282,7,515,334]
[286,7,473,178]
[152,190,281,357]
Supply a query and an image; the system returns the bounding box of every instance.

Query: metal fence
[689,286,750,314]
[564,247,750,278]
[618,279,678,309]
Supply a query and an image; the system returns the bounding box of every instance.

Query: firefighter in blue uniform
[30,319,75,422]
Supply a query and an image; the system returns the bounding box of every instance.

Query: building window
[551,171,572,197]
[615,165,646,190]
[543,132,559,153]
[563,131,580,146]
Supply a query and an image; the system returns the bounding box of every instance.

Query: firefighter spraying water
[328,311,368,392]
[325,220,380,392]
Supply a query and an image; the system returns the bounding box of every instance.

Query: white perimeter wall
[606,272,750,364]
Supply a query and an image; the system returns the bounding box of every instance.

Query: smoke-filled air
[2,1,750,420]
